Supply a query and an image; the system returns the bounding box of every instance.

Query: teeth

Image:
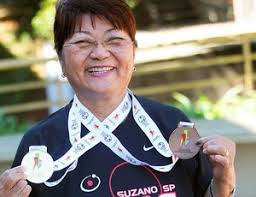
[87,67,113,73]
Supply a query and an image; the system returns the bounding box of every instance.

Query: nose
[89,43,110,60]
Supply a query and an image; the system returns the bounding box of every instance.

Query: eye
[106,37,125,45]
[73,40,86,44]
[73,39,95,47]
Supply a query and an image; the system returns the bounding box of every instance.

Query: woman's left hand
[197,135,236,195]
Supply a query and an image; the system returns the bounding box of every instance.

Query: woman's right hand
[0,166,32,197]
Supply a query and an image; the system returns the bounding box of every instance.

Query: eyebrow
[73,28,119,35]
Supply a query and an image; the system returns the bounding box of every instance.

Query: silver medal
[21,146,54,184]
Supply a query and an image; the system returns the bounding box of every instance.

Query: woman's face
[61,14,135,99]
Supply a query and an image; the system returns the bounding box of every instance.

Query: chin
[91,87,116,95]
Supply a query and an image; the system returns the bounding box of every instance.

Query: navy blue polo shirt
[12,96,212,197]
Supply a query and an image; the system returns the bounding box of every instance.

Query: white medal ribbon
[44,93,131,186]
[44,90,178,187]
[44,101,81,187]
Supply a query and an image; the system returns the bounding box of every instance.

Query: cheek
[120,57,134,85]
[120,51,134,71]
[62,51,84,73]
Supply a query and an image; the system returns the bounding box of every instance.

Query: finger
[196,136,217,146]
[209,155,229,168]
[0,167,27,190]
[9,180,28,195]
[201,137,230,152]
[196,137,209,145]
[203,144,228,157]
[20,185,32,197]
[202,139,220,150]
[1,166,26,177]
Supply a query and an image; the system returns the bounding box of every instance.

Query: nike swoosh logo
[143,145,154,151]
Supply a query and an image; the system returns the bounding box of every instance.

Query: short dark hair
[54,0,136,55]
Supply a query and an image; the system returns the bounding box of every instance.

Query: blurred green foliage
[171,86,256,120]
[0,1,44,105]
[0,43,14,59]
[126,0,139,8]
[32,0,57,41]
[172,92,220,120]
[0,111,31,135]
[0,0,41,37]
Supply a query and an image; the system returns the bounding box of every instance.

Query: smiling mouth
[87,66,115,74]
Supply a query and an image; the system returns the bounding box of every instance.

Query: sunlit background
[0,0,255,196]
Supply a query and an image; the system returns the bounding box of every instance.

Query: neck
[76,91,127,121]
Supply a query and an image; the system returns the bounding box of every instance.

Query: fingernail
[196,140,202,146]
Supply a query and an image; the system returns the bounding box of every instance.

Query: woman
[0,0,235,196]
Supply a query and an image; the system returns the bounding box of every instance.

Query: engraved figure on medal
[169,123,201,159]
[21,149,54,184]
